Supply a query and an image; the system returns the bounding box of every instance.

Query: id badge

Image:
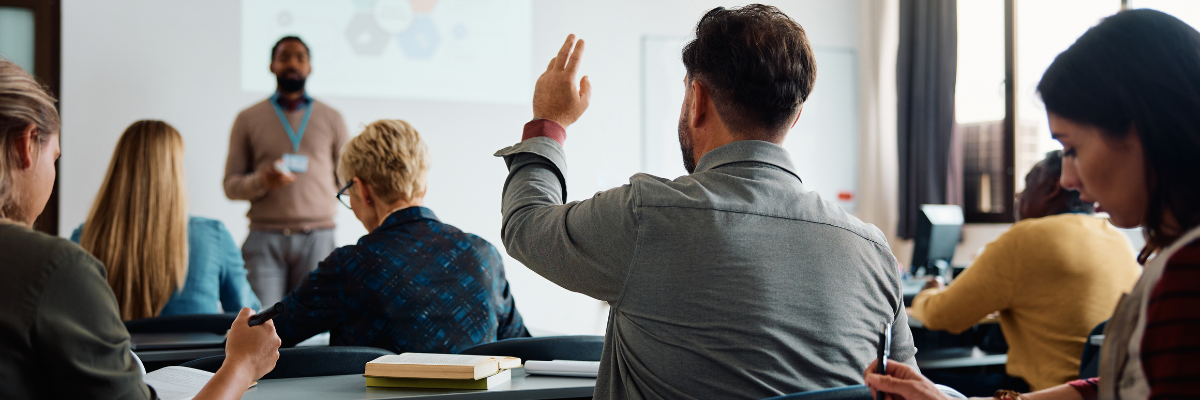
[282,153,309,173]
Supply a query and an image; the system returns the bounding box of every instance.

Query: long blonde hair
[80,120,188,320]
[0,59,59,222]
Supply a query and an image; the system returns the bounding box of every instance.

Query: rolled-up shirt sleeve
[494,125,640,304]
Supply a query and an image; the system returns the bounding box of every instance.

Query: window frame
[1,0,61,235]
[963,0,1017,224]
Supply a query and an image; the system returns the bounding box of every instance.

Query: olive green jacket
[0,222,151,399]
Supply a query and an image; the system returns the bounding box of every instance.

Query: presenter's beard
[277,76,306,93]
[678,110,697,174]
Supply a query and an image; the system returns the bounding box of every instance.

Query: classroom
[0,0,1197,399]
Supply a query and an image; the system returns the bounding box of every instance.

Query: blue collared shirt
[274,206,529,353]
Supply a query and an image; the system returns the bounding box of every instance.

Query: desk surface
[241,368,595,400]
[915,347,1007,370]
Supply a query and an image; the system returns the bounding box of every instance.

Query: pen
[877,322,892,400]
[248,302,286,327]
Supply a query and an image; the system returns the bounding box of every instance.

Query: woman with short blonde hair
[0,59,278,399]
[74,120,260,321]
[271,119,530,354]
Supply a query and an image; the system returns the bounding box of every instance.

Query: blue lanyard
[270,92,314,153]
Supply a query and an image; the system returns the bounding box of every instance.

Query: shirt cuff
[522,119,566,145]
[1068,378,1099,400]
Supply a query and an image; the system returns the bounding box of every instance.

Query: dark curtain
[897,0,957,239]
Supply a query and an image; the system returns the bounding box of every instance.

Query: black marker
[248,302,286,327]
[877,322,892,400]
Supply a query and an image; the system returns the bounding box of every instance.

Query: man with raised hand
[494,5,916,399]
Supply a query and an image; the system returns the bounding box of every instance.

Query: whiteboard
[640,37,858,212]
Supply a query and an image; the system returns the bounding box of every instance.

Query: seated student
[494,5,916,399]
[271,119,529,353]
[71,120,261,320]
[909,150,1141,395]
[864,10,1200,400]
[0,59,278,399]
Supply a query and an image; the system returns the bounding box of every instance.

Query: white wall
[60,0,861,335]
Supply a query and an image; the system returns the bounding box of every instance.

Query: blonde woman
[270,119,529,353]
[71,120,260,320]
[0,59,278,399]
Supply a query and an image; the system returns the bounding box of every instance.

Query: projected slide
[241,0,532,104]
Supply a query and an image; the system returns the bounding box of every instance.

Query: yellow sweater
[911,214,1141,391]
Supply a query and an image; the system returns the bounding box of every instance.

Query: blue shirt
[273,206,529,353]
[71,216,262,316]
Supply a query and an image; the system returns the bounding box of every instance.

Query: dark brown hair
[682,4,816,138]
[1038,9,1200,263]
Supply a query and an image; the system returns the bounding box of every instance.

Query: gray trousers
[243,229,336,307]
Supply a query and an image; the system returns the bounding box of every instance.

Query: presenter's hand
[533,34,591,129]
[223,307,281,381]
[260,158,296,190]
[863,359,949,400]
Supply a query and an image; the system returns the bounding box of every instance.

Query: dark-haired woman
[863,9,1200,400]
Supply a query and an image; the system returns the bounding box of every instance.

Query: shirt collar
[376,206,439,231]
[271,91,313,111]
[692,140,801,181]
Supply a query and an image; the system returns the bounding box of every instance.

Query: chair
[763,384,967,400]
[125,313,238,335]
[1079,320,1107,379]
[458,335,604,361]
[180,346,395,379]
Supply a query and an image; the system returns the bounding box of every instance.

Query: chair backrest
[762,384,966,400]
[1079,320,1108,379]
[457,335,604,361]
[125,313,238,335]
[763,385,872,400]
[180,346,395,379]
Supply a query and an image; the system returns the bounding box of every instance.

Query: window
[956,0,1120,223]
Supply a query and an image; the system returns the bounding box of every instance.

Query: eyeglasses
[336,180,355,210]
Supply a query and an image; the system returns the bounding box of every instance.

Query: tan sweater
[911,214,1141,391]
[223,97,349,230]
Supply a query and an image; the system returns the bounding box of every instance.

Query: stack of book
[363,353,522,390]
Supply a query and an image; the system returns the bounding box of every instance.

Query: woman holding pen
[865,9,1200,400]
[0,58,280,399]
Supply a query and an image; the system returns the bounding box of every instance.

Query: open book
[143,366,257,400]
[364,353,522,380]
[143,366,213,400]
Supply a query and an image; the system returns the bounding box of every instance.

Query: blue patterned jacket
[274,207,529,353]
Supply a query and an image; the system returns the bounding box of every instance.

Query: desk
[241,368,595,400]
[134,347,225,364]
[915,347,1007,370]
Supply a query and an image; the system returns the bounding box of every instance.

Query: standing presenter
[224,36,350,306]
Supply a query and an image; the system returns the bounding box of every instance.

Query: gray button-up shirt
[496,137,916,399]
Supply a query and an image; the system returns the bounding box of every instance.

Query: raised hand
[532,34,592,129]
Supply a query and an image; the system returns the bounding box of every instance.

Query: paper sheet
[524,360,600,377]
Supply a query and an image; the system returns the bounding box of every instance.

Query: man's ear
[13,123,37,169]
[790,107,803,129]
[689,79,708,129]
[1045,179,1064,199]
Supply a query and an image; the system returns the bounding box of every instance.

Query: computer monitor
[910,204,963,277]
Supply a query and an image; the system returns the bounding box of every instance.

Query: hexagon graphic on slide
[397,16,440,59]
[345,13,391,56]
[374,0,415,33]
